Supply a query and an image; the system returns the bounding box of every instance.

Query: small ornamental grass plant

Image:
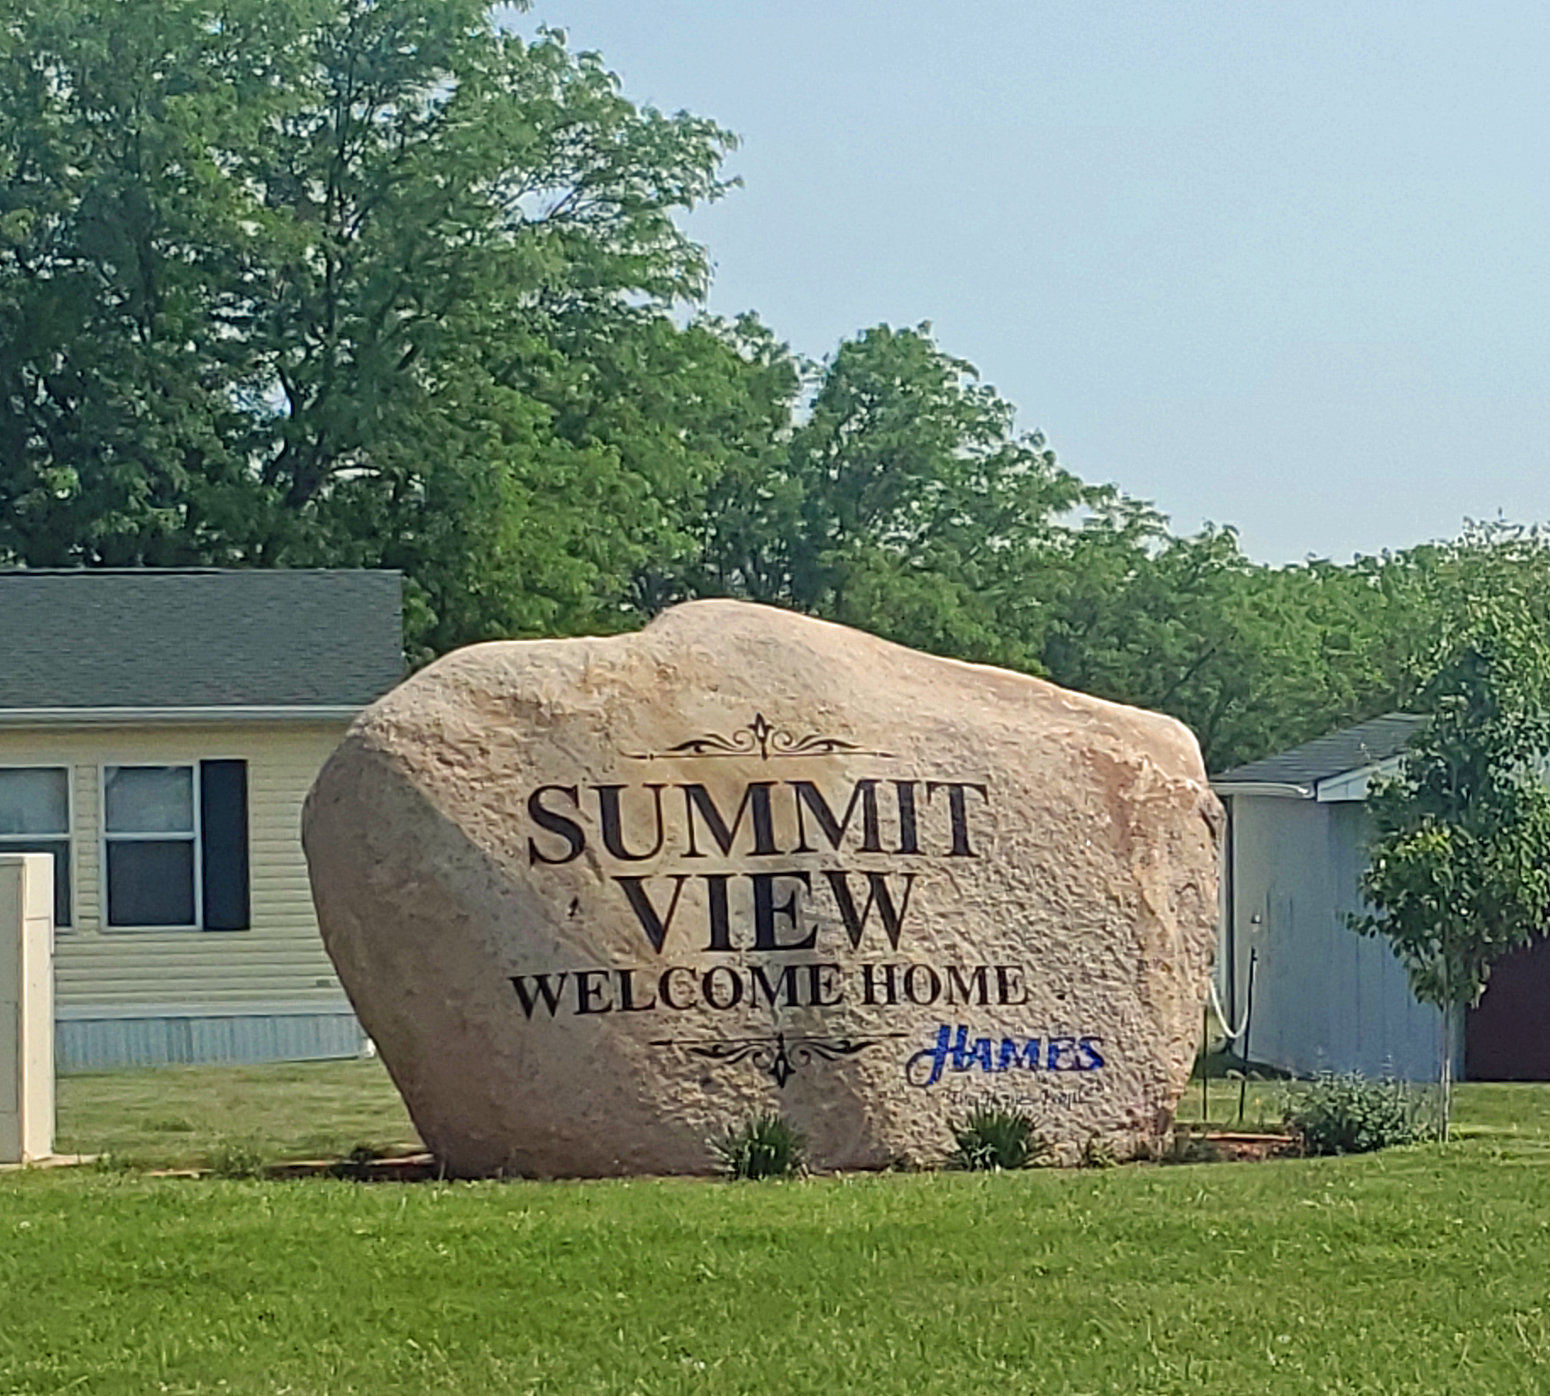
[207,1137,269,1180]
[711,1112,808,1180]
[1283,1072,1433,1156]
[948,1107,1052,1171]
[1159,1125,1220,1165]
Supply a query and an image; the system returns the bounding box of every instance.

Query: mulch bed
[1200,1132,1299,1161]
[126,1135,1301,1181]
[263,1151,443,1181]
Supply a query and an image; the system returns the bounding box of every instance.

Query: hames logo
[905,1024,1106,1087]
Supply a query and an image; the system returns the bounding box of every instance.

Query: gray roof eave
[1209,780,1315,799]
[0,569,404,709]
[0,705,364,728]
[1210,713,1429,788]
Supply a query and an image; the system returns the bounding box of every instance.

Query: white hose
[1208,976,1250,1041]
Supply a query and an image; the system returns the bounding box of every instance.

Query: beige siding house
[0,570,402,1069]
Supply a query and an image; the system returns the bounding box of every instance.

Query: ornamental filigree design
[650,1030,908,1088]
[624,712,893,762]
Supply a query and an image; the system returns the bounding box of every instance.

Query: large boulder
[303,601,1220,1176]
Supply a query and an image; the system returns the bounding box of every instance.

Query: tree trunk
[1439,1003,1454,1143]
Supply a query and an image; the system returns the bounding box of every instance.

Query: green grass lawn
[61,1058,1550,1171]
[2,1064,1548,1395]
[55,1058,420,1169]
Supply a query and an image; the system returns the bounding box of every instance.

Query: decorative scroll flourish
[624,712,893,763]
[650,1030,909,1089]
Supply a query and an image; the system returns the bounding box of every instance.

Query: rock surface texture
[304,601,1221,1177]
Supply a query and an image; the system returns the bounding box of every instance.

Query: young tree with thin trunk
[1351,596,1550,1135]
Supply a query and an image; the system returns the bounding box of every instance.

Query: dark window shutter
[200,760,250,931]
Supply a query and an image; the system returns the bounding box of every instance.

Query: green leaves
[679,322,1087,672]
[0,0,740,654]
[1352,587,1550,1018]
[1282,1073,1431,1156]
[6,0,1550,784]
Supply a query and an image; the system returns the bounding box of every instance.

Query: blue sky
[512,1,1550,563]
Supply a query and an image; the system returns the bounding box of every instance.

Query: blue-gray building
[1214,712,1550,1081]
[1213,715,1446,1081]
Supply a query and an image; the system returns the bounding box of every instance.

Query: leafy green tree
[672,319,1519,774]
[1042,521,1550,773]
[1351,594,1550,1132]
[1030,511,1402,772]
[1039,516,1307,770]
[0,0,742,654]
[1350,524,1550,710]
[681,322,1097,670]
[11,0,1550,782]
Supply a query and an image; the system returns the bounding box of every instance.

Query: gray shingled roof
[1213,713,1430,789]
[0,569,403,710]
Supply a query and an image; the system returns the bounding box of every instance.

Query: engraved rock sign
[303,601,1221,1177]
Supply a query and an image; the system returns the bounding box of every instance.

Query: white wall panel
[1227,795,1445,1081]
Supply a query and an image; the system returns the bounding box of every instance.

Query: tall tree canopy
[672,324,1550,772]
[0,0,746,653]
[4,0,1548,773]
[676,323,1097,672]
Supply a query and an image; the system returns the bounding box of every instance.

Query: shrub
[1081,1134,1118,1169]
[949,1108,1051,1171]
[89,1151,143,1175]
[711,1113,807,1180]
[207,1138,269,1179]
[330,1144,387,1181]
[1159,1126,1220,1165]
[1283,1073,1430,1156]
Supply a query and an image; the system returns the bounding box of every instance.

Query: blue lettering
[1046,1036,1078,1071]
[905,1024,953,1086]
[997,1037,1041,1072]
[906,1024,1108,1087]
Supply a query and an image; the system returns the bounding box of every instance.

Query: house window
[105,765,196,927]
[103,761,250,930]
[0,767,72,927]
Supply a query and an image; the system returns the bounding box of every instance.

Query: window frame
[0,764,74,929]
[99,762,204,932]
